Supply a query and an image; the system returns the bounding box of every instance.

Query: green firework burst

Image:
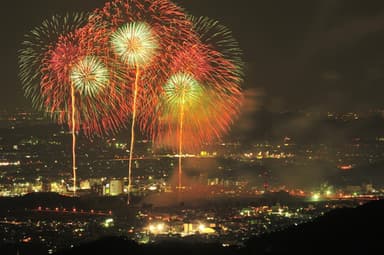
[70,56,110,98]
[163,72,203,113]
[110,22,159,67]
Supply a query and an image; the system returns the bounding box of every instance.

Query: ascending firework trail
[161,73,203,189]
[88,0,197,205]
[151,16,244,190]
[111,22,158,204]
[19,13,127,196]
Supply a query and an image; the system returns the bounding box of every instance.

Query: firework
[154,21,243,149]
[161,72,203,189]
[110,21,159,204]
[152,17,244,189]
[110,22,159,67]
[19,13,88,112]
[87,0,197,204]
[190,16,244,79]
[20,14,130,136]
[19,13,129,196]
[19,13,87,196]
[70,56,110,98]
[163,73,203,109]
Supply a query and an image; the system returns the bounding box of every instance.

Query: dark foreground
[1,199,383,255]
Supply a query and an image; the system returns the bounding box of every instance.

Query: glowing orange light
[177,91,185,190]
[339,165,353,171]
[70,82,77,196]
[127,65,140,205]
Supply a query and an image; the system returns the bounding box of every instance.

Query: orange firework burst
[150,16,244,189]
[153,20,243,150]
[160,72,204,189]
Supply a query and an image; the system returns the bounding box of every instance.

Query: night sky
[2,0,384,112]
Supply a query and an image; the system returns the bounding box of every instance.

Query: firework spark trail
[110,21,159,205]
[69,55,110,196]
[85,0,200,203]
[127,65,140,204]
[177,91,185,190]
[150,16,244,190]
[19,13,86,197]
[70,82,77,196]
[160,72,203,190]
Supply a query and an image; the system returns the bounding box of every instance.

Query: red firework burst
[41,28,130,137]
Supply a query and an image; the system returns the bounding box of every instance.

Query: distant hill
[244,199,384,254]
[54,236,238,255]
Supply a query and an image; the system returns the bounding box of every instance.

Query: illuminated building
[42,179,51,192]
[183,223,193,234]
[183,223,216,235]
[110,179,124,196]
[80,180,91,190]
[148,222,167,235]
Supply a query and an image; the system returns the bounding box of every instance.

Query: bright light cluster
[70,56,109,98]
[110,22,159,67]
[163,72,203,112]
